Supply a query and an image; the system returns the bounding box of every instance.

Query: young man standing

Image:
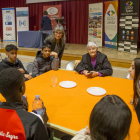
[0,68,49,140]
[0,44,32,80]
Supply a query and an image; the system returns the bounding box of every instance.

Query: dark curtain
[0,0,139,46]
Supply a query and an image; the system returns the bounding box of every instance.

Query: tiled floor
[0,52,129,79]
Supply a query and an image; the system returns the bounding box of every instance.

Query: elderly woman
[75,42,113,77]
[45,24,66,67]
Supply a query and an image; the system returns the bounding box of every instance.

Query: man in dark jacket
[41,11,52,44]
[75,42,113,77]
[0,68,49,140]
[0,44,32,80]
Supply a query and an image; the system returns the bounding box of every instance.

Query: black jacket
[0,102,49,140]
[75,51,113,76]
[41,16,52,30]
[45,35,65,67]
[32,53,59,77]
[0,58,28,74]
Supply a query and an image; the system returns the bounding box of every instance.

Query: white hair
[87,42,98,48]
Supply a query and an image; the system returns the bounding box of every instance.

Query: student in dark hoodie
[0,44,32,80]
[32,42,59,77]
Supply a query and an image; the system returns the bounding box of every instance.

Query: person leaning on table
[45,24,66,67]
[75,42,113,78]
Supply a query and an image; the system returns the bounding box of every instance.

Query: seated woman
[128,58,140,122]
[32,43,59,77]
[72,95,132,140]
[75,42,113,77]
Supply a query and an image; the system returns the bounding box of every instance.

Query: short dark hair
[43,11,48,15]
[5,44,18,52]
[0,68,24,99]
[90,95,132,140]
[42,43,51,50]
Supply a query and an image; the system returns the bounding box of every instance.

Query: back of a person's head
[0,68,24,100]
[43,11,48,15]
[90,95,132,140]
[5,44,18,52]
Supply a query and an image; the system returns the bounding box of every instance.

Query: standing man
[41,11,52,44]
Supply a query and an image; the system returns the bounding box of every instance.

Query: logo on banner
[5,34,12,36]
[126,1,133,6]
[6,15,11,21]
[19,20,26,26]
[6,11,10,13]
[5,22,12,25]
[6,27,12,31]
[47,7,58,15]
[125,1,133,12]
[107,10,115,16]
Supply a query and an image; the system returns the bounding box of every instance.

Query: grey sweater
[32,53,59,77]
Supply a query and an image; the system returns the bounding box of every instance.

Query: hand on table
[130,98,133,105]
[90,71,99,78]
[83,70,89,77]
[83,70,99,78]
[50,51,58,58]
[85,128,90,135]
[22,95,28,111]
[18,68,25,74]
[24,74,33,80]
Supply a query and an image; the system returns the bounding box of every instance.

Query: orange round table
[0,70,140,139]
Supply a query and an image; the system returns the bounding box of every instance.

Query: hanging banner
[2,8,16,41]
[16,7,29,42]
[105,1,118,49]
[118,0,139,53]
[43,5,62,29]
[88,3,103,47]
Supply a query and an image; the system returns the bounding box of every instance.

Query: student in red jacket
[0,68,49,140]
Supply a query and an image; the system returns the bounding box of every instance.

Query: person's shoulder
[45,35,52,44]
[0,58,8,67]
[15,58,22,64]
[16,109,43,125]
[97,51,107,58]
[82,53,89,58]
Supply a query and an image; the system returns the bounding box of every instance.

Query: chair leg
[50,128,61,140]
[50,128,55,140]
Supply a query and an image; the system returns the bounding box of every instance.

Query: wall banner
[2,8,16,41]
[118,0,139,53]
[16,7,29,41]
[43,5,62,29]
[88,3,103,47]
[104,1,118,49]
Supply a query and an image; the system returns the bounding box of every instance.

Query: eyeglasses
[55,31,62,35]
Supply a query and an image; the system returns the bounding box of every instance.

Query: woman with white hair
[75,42,113,77]
[45,24,66,67]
